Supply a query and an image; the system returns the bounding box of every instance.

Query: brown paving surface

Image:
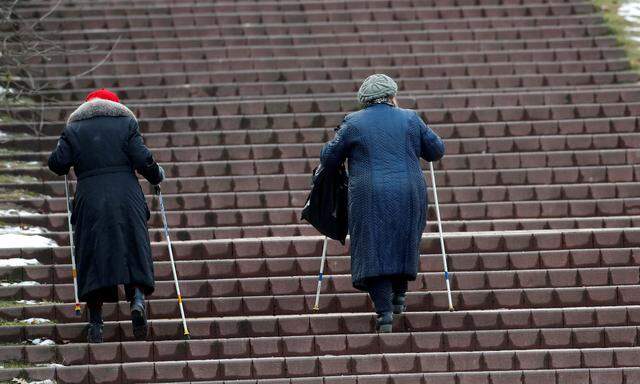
[1,0,640,383]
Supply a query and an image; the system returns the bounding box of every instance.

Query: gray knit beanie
[357,74,398,104]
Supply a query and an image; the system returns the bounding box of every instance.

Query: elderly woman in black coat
[48,89,164,343]
[321,74,445,332]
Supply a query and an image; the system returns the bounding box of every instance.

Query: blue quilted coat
[320,103,445,290]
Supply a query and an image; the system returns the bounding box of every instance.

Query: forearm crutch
[156,186,190,339]
[428,162,454,311]
[312,236,329,311]
[64,175,82,316]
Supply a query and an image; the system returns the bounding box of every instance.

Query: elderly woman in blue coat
[320,74,445,332]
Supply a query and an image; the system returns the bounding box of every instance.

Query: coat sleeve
[320,121,350,169]
[48,127,74,176]
[126,118,164,185]
[414,112,445,162]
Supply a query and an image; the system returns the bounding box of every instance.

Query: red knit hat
[85,89,120,103]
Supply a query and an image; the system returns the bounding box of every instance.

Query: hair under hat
[357,74,398,104]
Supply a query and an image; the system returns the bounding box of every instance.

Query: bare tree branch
[0,0,121,138]
[30,0,63,29]
[70,36,122,80]
[4,0,19,22]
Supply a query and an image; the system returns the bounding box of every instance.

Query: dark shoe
[87,323,103,343]
[392,294,406,315]
[376,312,393,333]
[130,288,148,340]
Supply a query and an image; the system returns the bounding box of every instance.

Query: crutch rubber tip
[448,306,454,312]
[183,333,190,340]
[74,304,82,316]
[312,305,319,311]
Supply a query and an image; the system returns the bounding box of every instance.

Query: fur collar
[68,98,136,124]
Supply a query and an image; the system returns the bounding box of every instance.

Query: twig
[30,0,62,29]
[36,98,45,136]
[3,0,19,21]
[69,35,122,80]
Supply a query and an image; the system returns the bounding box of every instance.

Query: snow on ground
[0,232,58,248]
[620,1,640,42]
[19,318,51,325]
[31,338,56,346]
[0,226,48,235]
[0,258,40,267]
[1,281,40,287]
[0,209,41,217]
[0,226,55,249]
[620,1,640,23]
[0,86,13,96]
[15,300,39,305]
[0,234,58,248]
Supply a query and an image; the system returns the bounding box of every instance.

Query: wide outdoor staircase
[1,0,640,383]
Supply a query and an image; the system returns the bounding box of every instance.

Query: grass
[0,321,26,327]
[0,300,61,308]
[0,148,26,156]
[0,175,39,184]
[0,161,41,170]
[0,319,55,327]
[0,361,32,369]
[0,300,57,309]
[593,0,640,70]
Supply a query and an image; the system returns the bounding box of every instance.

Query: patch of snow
[15,300,39,305]
[0,234,58,248]
[1,281,40,287]
[0,209,41,217]
[12,380,56,384]
[0,258,40,267]
[0,226,48,235]
[31,338,55,346]
[620,2,640,24]
[19,318,51,325]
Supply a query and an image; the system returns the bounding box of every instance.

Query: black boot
[392,293,406,315]
[130,287,148,340]
[376,312,393,333]
[87,304,103,343]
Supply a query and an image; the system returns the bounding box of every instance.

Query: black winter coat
[48,98,163,302]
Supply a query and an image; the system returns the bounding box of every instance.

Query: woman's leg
[391,277,409,314]
[86,293,104,343]
[365,277,394,332]
[126,284,148,340]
